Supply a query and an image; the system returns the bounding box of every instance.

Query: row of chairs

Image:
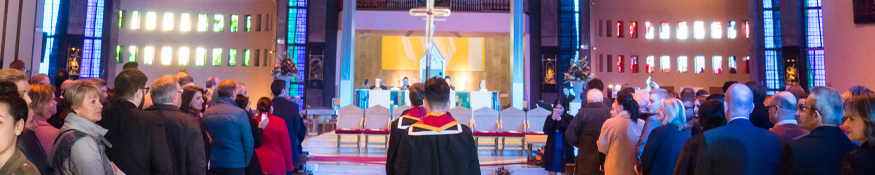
[334,105,554,154]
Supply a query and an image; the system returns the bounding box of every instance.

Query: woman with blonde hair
[640,98,691,175]
[50,81,122,174]
[28,84,59,153]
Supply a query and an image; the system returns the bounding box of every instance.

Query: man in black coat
[776,87,858,174]
[97,69,173,174]
[695,84,782,175]
[746,81,774,129]
[270,80,307,164]
[566,89,611,175]
[144,76,206,175]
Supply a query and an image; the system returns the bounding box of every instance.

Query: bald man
[694,84,781,175]
[768,91,810,148]
[776,87,858,174]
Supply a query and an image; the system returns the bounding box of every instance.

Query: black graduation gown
[394,112,480,175]
[386,107,428,175]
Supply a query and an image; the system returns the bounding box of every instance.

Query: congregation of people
[543,78,875,175]
[0,61,306,175]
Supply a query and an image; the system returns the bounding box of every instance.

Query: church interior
[2,0,875,174]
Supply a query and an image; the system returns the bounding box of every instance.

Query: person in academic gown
[394,77,480,175]
[386,83,427,175]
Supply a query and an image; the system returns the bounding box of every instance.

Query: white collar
[776,119,798,125]
[729,116,749,122]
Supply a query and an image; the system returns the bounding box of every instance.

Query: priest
[393,77,480,175]
[385,83,426,175]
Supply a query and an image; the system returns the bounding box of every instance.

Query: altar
[355,89,501,111]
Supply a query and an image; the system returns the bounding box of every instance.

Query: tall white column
[510,0,525,109]
[339,0,356,107]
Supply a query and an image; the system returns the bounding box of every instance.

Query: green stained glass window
[243,49,251,66]
[230,15,239,32]
[229,49,237,66]
[214,14,224,32]
[212,48,222,66]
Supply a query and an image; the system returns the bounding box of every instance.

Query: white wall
[0,0,42,76]
[110,0,278,105]
[590,0,751,92]
[822,0,875,91]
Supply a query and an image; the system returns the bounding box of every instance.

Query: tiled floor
[302,132,547,175]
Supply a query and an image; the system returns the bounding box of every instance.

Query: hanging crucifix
[409,0,450,81]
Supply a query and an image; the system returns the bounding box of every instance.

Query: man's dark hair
[696,89,709,97]
[424,77,451,107]
[123,62,139,70]
[0,81,28,123]
[698,101,727,131]
[114,69,148,100]
[9,60,25,71]
[235,94,249,110]
[270,80,286,96]
[744,81,767,103]
[409,83,426,106]
[706,93,725,103]
[680,87,696,102]
[587,78,605,91]
[722,81,738,93]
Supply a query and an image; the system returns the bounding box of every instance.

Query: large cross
[409,0,450,80]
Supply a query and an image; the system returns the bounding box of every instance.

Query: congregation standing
[0,61,307,175]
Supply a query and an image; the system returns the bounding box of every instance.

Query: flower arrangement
[564,56,592,83]
[272,52,299,82]
[493,166,512,175]
[528,147,544,166]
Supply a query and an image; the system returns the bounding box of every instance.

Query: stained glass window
[80,0,105,78]
[180,13,191,31]
[115,45,122,63]
[607,55,613,72]
[631,55,639,73]
[606,20,612,38]
[694,21,705,39]
[645,55,654,73]
[119,10,124,28]
[677,21,688,40]
[243,49,251,66]
[661,55,671,73]
[678,56,688,73]
[630,21,638,38]
[728,21,737,39]
[230,15,239,32]
[128,46,137,63]
[161,47,172,65]
[214,14,224,32]
[806,0,826,87]
[713,56,723,74]
[617,55,624,72]
[145,11,156,30]
[179,47,189,66]
[130,11,140,29]
[162,12,173,31]
[229,49,237,66]
[143,46,154,65]
[711,21,723,39]
[660,22,670,39]
[729,56,737,74]
[617,21,624,38]
[195,48,206,66]
[694,56,705,74]
[197,14,208,32]
[645,21,654,39]
[212,48,222,66]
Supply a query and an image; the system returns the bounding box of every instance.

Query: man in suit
[694,83,782,175]
[97,69,173,174]
[566,89,611,175]
[636,88,668,157]
[271,80,307,164]
[776,87,859,174]
[768,91,810,148]
[144,76,206,175]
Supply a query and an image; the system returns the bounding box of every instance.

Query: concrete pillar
[338,0,356,107]
[511,0,524,109]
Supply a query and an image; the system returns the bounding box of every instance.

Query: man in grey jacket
[145,76,207,175]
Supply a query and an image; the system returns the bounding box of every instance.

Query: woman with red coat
[253,97,295,175]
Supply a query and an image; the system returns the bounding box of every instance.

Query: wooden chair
[472,107,501,154]
[335,105,364,153]
[448,106,472,126]
[499,107,527,154]
[362,105,391,150]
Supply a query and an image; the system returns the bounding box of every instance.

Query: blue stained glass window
[804,0,826,87]
[805,9,824,48]
[765,50,783,91]
[288,1,308,110]
[807,50,826,86]
[80,0,105,78]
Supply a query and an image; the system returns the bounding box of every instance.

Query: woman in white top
[597,91,645,175]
